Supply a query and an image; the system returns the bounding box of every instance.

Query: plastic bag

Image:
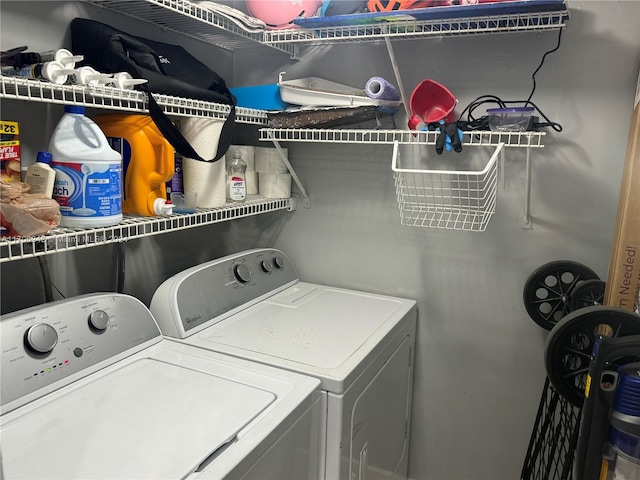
[0,180,61,236]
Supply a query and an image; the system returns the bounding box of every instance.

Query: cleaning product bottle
[93,114,174,216]
[70,66,112,87]
[1,61,75,85]
[227,151,247,202]
[24,151,55,197]
[50,105,123,228]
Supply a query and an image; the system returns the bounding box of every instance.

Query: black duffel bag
[70,17,236,163]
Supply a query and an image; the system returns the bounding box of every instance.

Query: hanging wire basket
[392,141,504,232]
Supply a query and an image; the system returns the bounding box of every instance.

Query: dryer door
[349,335,414,480]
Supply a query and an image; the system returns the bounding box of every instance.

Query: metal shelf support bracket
[267,131,311,208]
[520,136,534,230]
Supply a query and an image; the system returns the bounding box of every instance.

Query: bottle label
[1,64,44,81]
[51,160,122,218]
[105,137,131,201]
[26,173,46,193]
[168,155,183,194]
[229,175,246,201]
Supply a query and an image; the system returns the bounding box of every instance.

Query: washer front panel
[0,294,161,412]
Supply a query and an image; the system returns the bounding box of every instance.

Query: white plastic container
[24,151,55,198]
[50,105,123,228]
[486,107,534,132]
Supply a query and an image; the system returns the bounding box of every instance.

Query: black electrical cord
[38,256,54,302]
[117,242,125,294]
[50,282,66,299]
[526,27,563,105]
[37,256,66,300]
[452,27,565,134]
[456,96,563,132]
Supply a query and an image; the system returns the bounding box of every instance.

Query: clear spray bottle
[226,151,247,202]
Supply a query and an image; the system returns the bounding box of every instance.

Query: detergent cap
[64,105,85,115]
[154,198,174,216]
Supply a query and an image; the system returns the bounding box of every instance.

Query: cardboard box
[603,70,640,313]
[0,120,21,183]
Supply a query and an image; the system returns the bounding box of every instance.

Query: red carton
[0,121,21,182]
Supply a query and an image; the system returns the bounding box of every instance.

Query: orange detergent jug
[93,114,174,216]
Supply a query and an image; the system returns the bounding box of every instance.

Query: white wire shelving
[82,0,569,56]
[82,0,297,56]
[1,0,567,260]
[258,128,545,231]
[259,128,545,147]
[0,197,293,263]
[0,76,268,125]
[0,76,283,263]
[264,9,569,47]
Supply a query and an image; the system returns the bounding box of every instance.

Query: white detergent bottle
[50,105,123,228]
[24,151,56,198]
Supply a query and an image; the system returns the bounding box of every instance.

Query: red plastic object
[407,79,457,130]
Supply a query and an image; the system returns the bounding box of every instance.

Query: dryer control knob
[89,310,110,331]
[234,264,251,283]
[273,256,285,269]
[261,260,273,273]
[25,323,58,354]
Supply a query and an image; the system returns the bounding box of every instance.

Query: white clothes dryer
[0,293,321,480]
[150,248,417,480]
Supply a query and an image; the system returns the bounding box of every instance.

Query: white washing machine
[0,293,321,480]
[150,248,417,480]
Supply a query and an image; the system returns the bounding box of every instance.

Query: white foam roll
[180,117,227,208]
[245,171,259,195]
[259,173,291,198]
[255,146,288,174]
[226,145,255,171]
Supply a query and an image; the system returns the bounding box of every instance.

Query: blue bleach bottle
[50,105,123,228]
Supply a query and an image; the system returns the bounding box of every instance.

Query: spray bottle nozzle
[58,55,84,66]
[110,72,148,90]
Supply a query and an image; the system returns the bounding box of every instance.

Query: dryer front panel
[325,332,415,480]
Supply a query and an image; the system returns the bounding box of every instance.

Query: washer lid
[193,283,416,391]
[1,358,275,479]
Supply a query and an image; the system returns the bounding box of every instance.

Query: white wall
[1,1,639,479]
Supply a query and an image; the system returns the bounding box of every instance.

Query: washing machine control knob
[273,256,285,269]
[89,310,110,331]
[25,323,58,354]
[261,260,273,273]
[234,264,251,283]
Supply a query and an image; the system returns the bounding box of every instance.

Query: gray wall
[237,2,640,478]
[1,1,639,479]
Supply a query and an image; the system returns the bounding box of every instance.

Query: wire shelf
[0,76,268,125]
[260,128,545,147]
[0,197,292,263]
[82,0,296,56]
[82,0,568,55]
[392,141,503,231]
[265,9,569,46]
